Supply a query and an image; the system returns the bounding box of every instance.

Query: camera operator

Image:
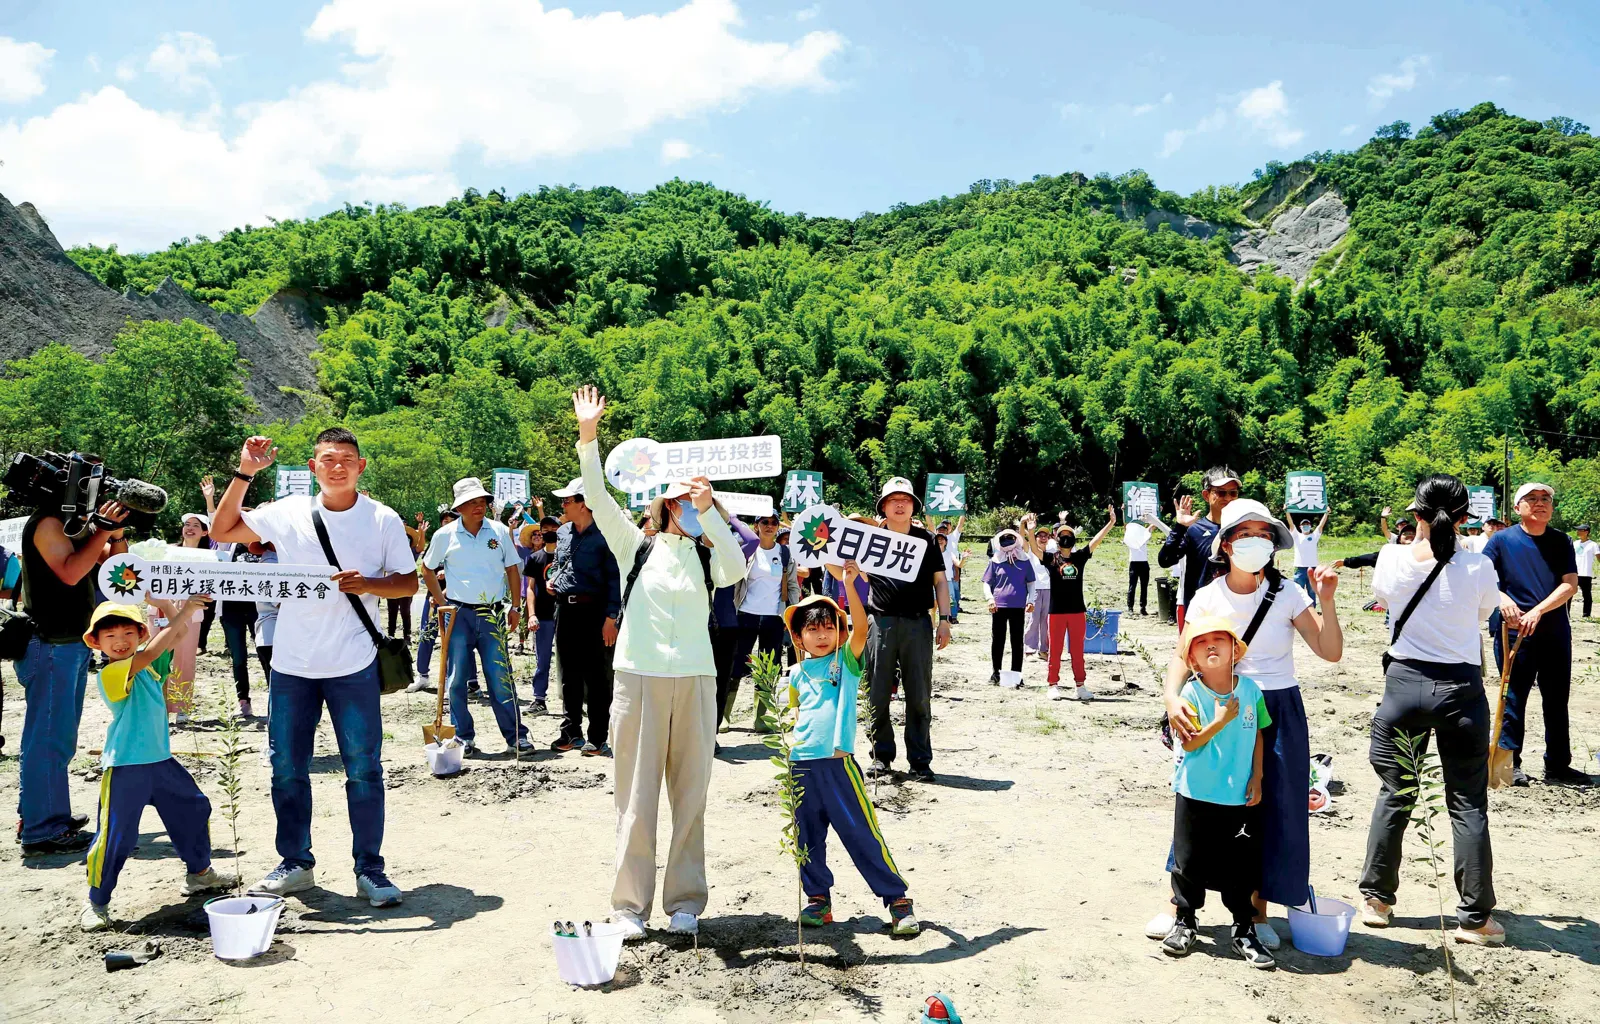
[17,498,132,855]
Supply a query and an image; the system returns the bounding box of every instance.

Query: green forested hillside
[10,101,1600,530]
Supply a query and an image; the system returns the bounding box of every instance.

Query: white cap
[450,477,493,510]
[551,477,585,499]
[180,512,210,528]
[1513,481,1554,505]
[1209,498,1293,559]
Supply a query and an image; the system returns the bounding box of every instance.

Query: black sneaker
[21,829,94,856]
[1161,921,1198,957]
[1512,767,1531,788]
[989,672,1000,685]
[550,735,579,752]
[1232,926,1277,969]
[70,813,89,831]
[908,767,936,783]
[531,699,548,716]
[1544,766,1595,786]
[868,759,891,778]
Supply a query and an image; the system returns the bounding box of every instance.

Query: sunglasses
[1209,487,1240,498]
[756,517,779,526]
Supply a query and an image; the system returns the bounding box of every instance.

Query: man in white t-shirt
[211,428,418,909]
[1290,511,1329,609]
[1575,524,1596,619]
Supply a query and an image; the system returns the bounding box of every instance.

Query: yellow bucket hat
[82,601,149,646]
[784,593,847,639]
[1178,615,1248,672]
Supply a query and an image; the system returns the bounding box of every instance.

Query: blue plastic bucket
[1287,896,1356,957]
[1082,610,1121,654]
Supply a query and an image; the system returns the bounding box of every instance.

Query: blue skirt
[1257,686,1311,908]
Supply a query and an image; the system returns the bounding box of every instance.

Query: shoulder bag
[312,506,415,695]
[1381,556,1448,672]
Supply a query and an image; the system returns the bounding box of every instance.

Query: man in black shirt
[863,477,951,782]
[522,515,561,715]
[1157,467,1241,630]
[547,478,621,753]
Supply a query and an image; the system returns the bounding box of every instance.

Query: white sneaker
[1145,912,1175,939]
[405,678,434,693]
[175,713,190,726]
[184,866,231,895]
[666,911,699,935]
[253,863,314,896]
[1075,685,1096,702]
[1049,685,1067,701]
[1360,898,1393,928]
[1255,920,1281,950]
[614,911,647,942]
[356,873,403,908]
[79,901,111,932]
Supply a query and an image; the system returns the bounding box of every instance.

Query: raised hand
[572,386,607,443]
[1174,494,1199,527]
[200,475,215,502]
[841,559,860,587]
[239,436,278,477]
[687,475,714,513]
[1106,502,1117,523]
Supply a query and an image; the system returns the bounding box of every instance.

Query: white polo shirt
[423,517,520,605]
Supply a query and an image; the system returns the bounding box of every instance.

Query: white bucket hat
[450,477,493,509]
[1209,498,1294,559]
[876,476,922,515]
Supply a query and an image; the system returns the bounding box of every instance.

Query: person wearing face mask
[1289,510,1329,610]
[982,530,1037,686]
[571,387,750,941]
[1020,518,1053,661]
[1159,467,1243,630]
[521,515,562,716]
[731,514,800,731]
[1045,506,1117,701]
[1146,499,1342,950]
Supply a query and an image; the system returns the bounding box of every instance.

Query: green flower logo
[796,511,833,558]
[107,561,143,596]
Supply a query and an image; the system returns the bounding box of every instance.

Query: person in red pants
[1045,504,1117,702]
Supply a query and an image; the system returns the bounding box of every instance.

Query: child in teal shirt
[1163,615,1274,968]
[784,560,918,937]
[79,596,229,932]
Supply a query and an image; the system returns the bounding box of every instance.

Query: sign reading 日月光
[605,435,783,491]
[787,504,928,583]
[97,554,345,606]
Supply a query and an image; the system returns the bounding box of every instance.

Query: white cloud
[86,54,101,74]
[1131,102,1155,116]
[0,0,844,249]
[1058,101,1083,118]
[660,138,697,163]
[1159,107,1226,157]
[1368,55,1429,108]
[795,3,820,20]
[0,37,54,103]
[115,60,137,82]
[1236,80,1304,147]
[1161,92,1173,104]
[146,32,222,93]
[1340,122,1359,136]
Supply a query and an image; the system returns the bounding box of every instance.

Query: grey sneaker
[356,872,403,908]
[581,742,612,757]
[253,863,314,896]
[511,737,536,754]
[80,901,111,932]
[184,866,232,895]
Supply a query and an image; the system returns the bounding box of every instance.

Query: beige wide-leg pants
[610,671,717,918]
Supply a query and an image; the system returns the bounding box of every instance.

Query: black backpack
[617,536,718,635]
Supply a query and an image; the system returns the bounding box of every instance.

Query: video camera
[2,452,168,540]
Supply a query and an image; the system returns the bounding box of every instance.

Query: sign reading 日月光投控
[97,553,345,606]
[605,436,783,492]
[787,504,928,583]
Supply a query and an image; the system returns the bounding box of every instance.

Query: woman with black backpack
[1147,499,1343,951]
[571,386,750,944]
[1357,475,1505,945]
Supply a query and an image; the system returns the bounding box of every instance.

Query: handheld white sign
[276,468,314,498]
[605,435,783,491]
[718,491,777,519]
[787,504,928,583]
[98,553,345,605]
[0,515,25,553]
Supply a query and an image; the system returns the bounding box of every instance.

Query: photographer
[17,497,131,855]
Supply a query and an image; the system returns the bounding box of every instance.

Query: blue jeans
[416,593,478,685]
[951,579,961,622]
[221,616,255,700]
[268,661,386,875]
[531,618,555,700]
[447,603,526,745]
[16,637,92,843]
[1293,566,1318,610]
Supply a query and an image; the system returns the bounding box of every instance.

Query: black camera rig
[2,452,167,540]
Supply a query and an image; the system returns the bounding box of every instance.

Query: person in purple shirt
[982,529,1037,685]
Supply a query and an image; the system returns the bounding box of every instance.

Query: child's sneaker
[800,896,833,927]
[889,898,920,937]
[1161,920,1198,957]
[1232,926,1276,969]
[79,901,111,932]
[183,866,231,895]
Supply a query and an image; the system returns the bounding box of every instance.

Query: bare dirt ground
[2,540,1598,1024]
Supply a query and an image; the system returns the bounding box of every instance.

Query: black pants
[865,614,935,771]
[730,612,787,723]
[712,626,741,723]
[220,613,255,701]
[387,597,413,641]
[1579,577,1593,618]
[1171,793,1258,927]
[1359,658,1495,928]
[1127,561,1149,614]
[197,601,216,653]
[555,602,615,746]
[1493,624,1573,772]
[990,606,1024,673]
[256,645,273,682]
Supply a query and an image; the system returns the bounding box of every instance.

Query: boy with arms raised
[79,596,229,931]
[784,561,919,937]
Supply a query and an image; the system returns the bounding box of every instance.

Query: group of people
[6,411,1593,965]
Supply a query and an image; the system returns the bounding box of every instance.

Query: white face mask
[1228,536,1275,573]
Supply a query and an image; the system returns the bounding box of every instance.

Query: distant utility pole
[1503,436,1512,519]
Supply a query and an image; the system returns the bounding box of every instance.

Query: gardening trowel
[423,605,457,746]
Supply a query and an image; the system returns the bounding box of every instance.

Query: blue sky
[2,0,1597,250]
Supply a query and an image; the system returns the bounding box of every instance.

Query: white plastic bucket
[1287,896,1356,957]
[551,923,627,986]
[204,895,285,960]
[426,742,463,776]
[999,669,1023,689]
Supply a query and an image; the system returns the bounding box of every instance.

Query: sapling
[753,650,811,969]
[213,690,247,893]
[1393,730,1457,1021]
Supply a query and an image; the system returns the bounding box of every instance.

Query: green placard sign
[1122,481,1158,523]
[925,473,967,515]
[1466,486,1496,528]
[627,483,670,511]
[1285,470,1328,514]
[782,470,824,512]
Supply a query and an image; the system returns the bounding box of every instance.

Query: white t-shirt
[1371,546,1499,664]
[1458,534,1488,554]
[1123,523,1150,563]
[740,544,785,616]
[1292,528,1322,568]
[1186,575,1314,690]
[939,527,962,576]
[1574,538,1598,577]
[1027,552,1050,591]
[242,493,415,679]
